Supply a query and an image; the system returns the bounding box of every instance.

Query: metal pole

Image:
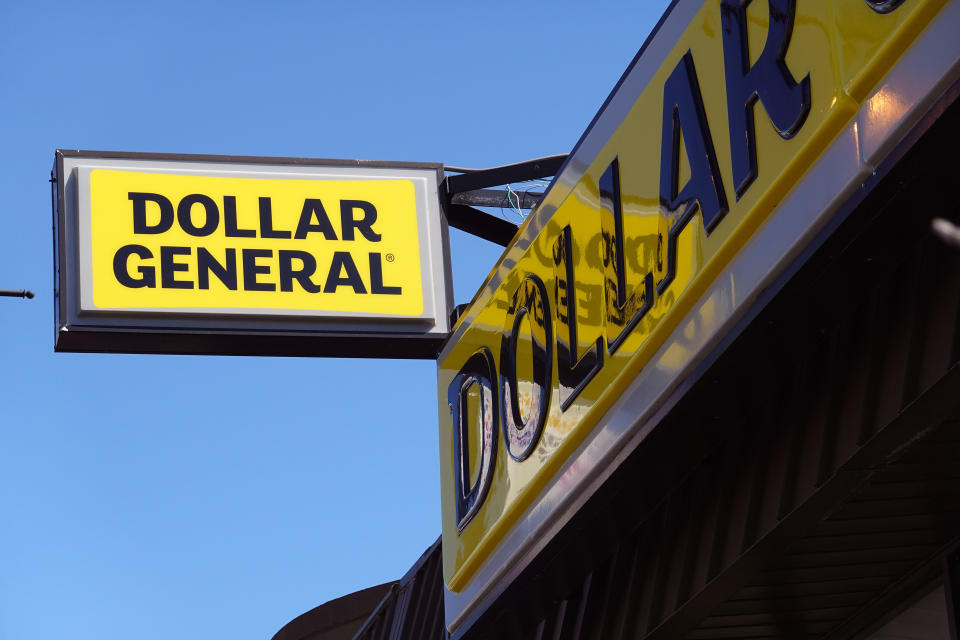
[0,289,34,299]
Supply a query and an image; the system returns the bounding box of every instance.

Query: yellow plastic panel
[88,170,423,315]
[832,0,949,101]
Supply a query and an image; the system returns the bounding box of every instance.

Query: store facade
[274,0,960,638]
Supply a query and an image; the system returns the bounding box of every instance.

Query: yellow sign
[89,170,423,315]
[54,153,449,358]
[438,0,949,594]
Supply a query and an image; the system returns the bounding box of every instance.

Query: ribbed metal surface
[351,538,445,640]
[687,420,960,639]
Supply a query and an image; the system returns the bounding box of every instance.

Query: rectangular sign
[438,0,958,634]
[54,151,452,358]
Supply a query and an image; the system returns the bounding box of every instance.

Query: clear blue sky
[0,2,669,639]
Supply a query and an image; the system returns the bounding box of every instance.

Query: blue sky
[0,2,669,639]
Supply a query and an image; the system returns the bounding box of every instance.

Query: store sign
[54,152,451,357]
[438,0,956,633]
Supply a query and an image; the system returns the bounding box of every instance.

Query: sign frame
[53,150,453,359]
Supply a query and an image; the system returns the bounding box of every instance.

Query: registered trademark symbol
[385,253,395,262]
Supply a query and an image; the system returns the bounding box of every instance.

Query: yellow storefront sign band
[89,169,424,315]
[438,0,948,591]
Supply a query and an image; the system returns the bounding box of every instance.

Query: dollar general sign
[54,153,451,357]
[437,0,957,634]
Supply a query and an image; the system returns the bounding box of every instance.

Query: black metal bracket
[444,204,520,248]
[442,154,567,247]
[451,188,544,210]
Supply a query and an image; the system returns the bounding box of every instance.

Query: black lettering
[160,246,193,289]
[278,250,322,293]
[242,248,276,291]
[129,192,174,235]
[113,244,155,288]
[448,347,499,533]
[553,225,603,410]
[499,274,552,462]
[865,0,906,12]
[294,199,338,240]
[369,253,401,295]
[721,0,811,198]
[259,197,291,239]
[197,247,237,290]
[659,51,729,294]
[323,252,367,294]
[340,200,381,241]
[176,194,219,237]
[599,159,655,355]
[223,196,256,238]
